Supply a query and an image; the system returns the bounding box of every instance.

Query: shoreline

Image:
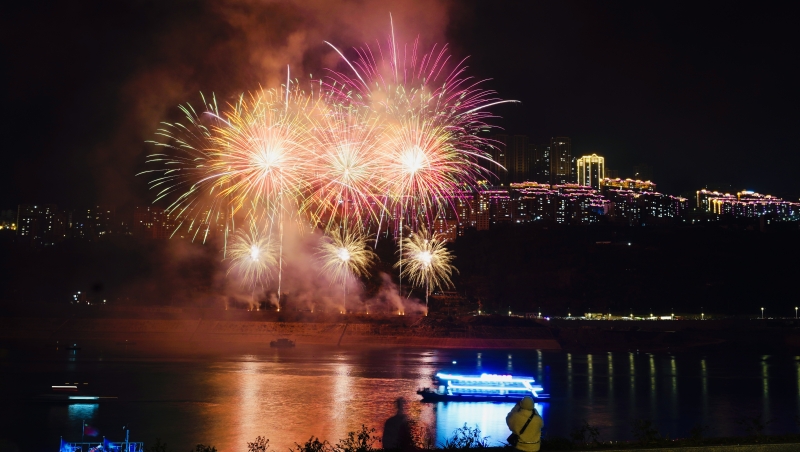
[1,312,798,353]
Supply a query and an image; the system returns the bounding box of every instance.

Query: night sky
[1,0,797,210]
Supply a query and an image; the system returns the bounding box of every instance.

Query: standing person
[505,396,543,451]
[383,397,414,451]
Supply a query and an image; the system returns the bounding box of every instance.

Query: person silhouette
[383,397,414,450]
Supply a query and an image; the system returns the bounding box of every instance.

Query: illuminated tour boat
[417,373,548,402]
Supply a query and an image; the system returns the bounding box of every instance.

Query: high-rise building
[17,204,66,245]
[604,169,619,179]
[133,206,168,239]
[529,144,550,183]
[577,154,605,189]
[69,205,117,240]
[550,137,571,185]
[508,135,530,183]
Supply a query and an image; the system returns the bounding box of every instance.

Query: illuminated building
[601,178,656,192]
[697,189,798,218]
[475,191,490,231]
[605,189,687,225]
[433,216,458,243]
[16,204,66,245]
[550,137,572,185]
[576,154,605,189]
[553,184,609,224]
[481,188,512,225]
[69,205,116,240]
[133,206,168,239]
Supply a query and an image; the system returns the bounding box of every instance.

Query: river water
[1,343,799,451]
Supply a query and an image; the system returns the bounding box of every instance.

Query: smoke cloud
[94,0,453,207]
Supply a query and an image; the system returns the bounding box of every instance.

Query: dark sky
[1,0,798,210]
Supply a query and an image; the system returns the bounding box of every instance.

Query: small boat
[66,344,81,351]
[417,373,549,402]
[270,338,295,348]
[34,384,117,403]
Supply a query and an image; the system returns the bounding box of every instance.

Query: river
[0,342,798,451]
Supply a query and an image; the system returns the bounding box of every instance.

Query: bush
[736,415,772,438]
[569,420,600,446]
[145,438,168,452]
[189,445,217,452]
[439,424,489,449]
[688,424,709,443]
[248,436,270,452]
[334,425,380,452]
[293,437,332,452]
[631,419,662,445]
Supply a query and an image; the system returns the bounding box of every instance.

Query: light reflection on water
[2,346,800,451]
[434,402,547,447]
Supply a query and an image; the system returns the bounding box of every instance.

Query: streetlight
[761,307,764,319]
[795,307,798,319]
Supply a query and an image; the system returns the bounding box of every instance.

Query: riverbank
[0,315,562,350]
[1,307,799,352]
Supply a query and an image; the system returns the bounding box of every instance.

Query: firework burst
[395,226,456,309]
[227,220,278,289]
[318,225,377,312]
[324,33,512,222]
[304,102,385,228]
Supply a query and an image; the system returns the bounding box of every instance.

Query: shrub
[569,420,600,446]
[736,415,772,438]
[189,445,217,452]
[145,438,168,452]
[631,419,662,445]
[293,437,332,452]
[440,424,489,449]
[248,436,270,452]
[334,425,380,452]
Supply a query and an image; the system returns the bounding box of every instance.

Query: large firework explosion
[142,26,510,309]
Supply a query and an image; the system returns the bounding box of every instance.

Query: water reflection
[5,347,800,451]
[434,402,547,447]
[67,404,97,422]
[587,354,594,404]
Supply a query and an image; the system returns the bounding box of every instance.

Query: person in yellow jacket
[505,396,543,451]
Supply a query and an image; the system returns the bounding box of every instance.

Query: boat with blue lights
[417,373,548,402]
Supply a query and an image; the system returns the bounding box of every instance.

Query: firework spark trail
[395,226,456,310]
[317,226,377,312]
[141,95,231,243]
